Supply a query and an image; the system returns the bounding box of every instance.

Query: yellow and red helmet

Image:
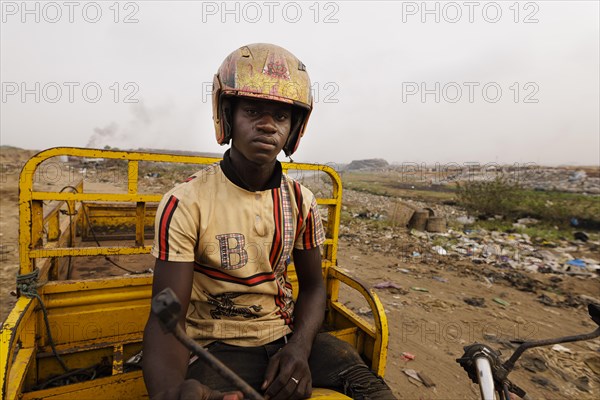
[212,43,313,156]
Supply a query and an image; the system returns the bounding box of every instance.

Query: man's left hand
[261,343,312,400]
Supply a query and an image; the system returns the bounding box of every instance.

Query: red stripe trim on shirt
[158,195,179,261]
[269,188,283,268]
[293,182,304,239]
[194,262,276,287]
[303,209,314,249]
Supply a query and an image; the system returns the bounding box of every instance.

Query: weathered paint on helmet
[213,43,313,156]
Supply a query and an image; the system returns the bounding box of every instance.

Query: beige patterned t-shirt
[151,156,325,346]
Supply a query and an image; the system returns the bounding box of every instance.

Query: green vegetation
[456,177,600,230]
[342,171,455,203]
[341,171,600,241]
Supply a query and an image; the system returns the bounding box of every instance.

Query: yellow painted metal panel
[32,200,44,248]
[46,211,61,241]
[44,304,149,346]
[327,266,388,377]
[310,388,352,399]
[42,276,152,294]
[128,160,138,194]
[30,246,152,258]
[1,297,36,399]
[43,284,151,309]
[6,348,34,400]
[38,333,142,357]
[112,345,124,375]
[135,202,146,246]
[33,192,163,203]
[330,302,376,338]
[21,370,148,399]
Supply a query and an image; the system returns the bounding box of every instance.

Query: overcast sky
[1,0,599,166]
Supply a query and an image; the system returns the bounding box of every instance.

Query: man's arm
[143,259,242,400]
[143,259,195,398]
[262,246,326,400]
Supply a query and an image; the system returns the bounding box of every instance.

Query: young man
[142,44,396,400]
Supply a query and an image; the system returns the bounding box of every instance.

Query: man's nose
[255,113,277,133]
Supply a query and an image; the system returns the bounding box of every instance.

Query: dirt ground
[1,147,599,399]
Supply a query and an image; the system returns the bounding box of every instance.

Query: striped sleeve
[151,192,198,262]
[294,194,325,250]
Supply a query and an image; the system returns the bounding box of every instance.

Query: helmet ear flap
[283,107,308,157]
[221,98,234,144]
[212,74,227,145]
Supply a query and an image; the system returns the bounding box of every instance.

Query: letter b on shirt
[215,233,248,270]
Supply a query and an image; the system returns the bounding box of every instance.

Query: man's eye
[246,109,258,116]
[276,114,289,121]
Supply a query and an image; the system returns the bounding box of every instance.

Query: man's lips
[253,137,278,148]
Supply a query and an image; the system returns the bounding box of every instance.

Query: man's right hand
[151,379,243,400]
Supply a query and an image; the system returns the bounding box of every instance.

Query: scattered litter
[373,281,403,290]
[493,298,510,307]
[410,229,428,239]
[517,217,539,225]
[411,251,421,257]
[521,355,547,373]
[432,246,447,255]
[569,170,587,182]
[400,352,415,361]
[417,371,436,388]
[410,287,429,292]
[551,344,573,354]
[574,376,590,392]
[403,369,421,382]
[464,297,486,307]
[537,294,555,307]
[512,223,527,230]
[531,376,559,391]
[357,307,372,316]
[574,231,589,242]
[398,268,411,274]
[456,216,475,225]
[432,276,448,283]
[570,217,579,227]
[584,356,600,375]
[482,276,494,288]
[566,259,586,268]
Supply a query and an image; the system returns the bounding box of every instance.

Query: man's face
[230,97,293,165]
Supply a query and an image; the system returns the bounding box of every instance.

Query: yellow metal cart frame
[1,147,388,399]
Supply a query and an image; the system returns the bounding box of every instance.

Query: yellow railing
[18,147,342,279]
